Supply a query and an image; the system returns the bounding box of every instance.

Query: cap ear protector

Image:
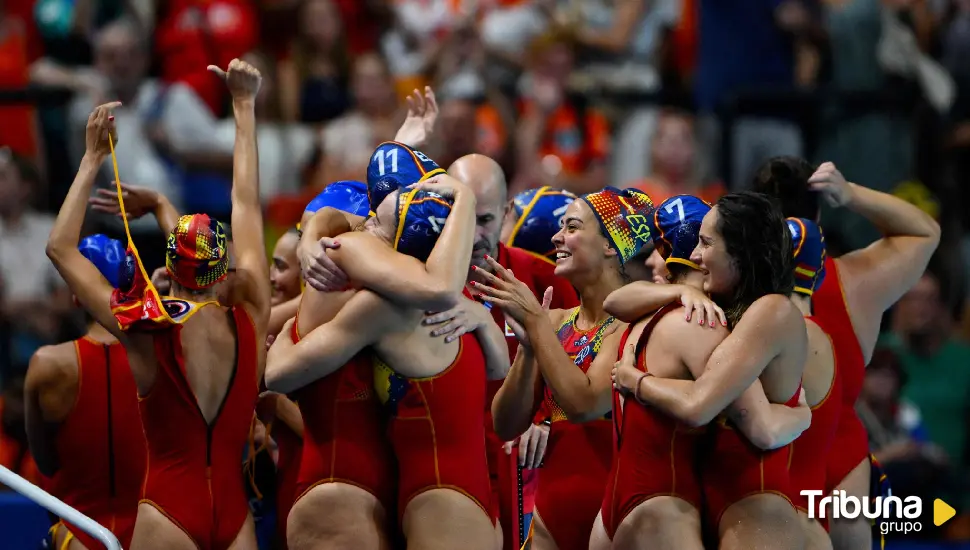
[786,217,827,296]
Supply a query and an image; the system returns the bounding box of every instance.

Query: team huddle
[24,61,940,550]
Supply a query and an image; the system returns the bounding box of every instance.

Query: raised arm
[605,282,727,327]
[328,178,477,311]
[46,102,125,340]
[210,59,271,325]
[89,183,181,236]
[635,295,806,427]
[810,164,941,361]
[264,290,398,394]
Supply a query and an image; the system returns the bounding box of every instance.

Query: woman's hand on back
[679,285,727,328]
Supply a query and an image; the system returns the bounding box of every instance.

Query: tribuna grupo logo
[801,490,923,535]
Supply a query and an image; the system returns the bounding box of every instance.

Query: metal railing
[0,466,122,550]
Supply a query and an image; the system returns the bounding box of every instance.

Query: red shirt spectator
[333,0,383,55]
[0,14,39,159]
[154,0,260,115]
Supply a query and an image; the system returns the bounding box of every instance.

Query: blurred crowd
[2,0,970,542]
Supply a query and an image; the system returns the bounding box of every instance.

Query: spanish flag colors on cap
[580,187,655,265]
[106,136,220,331]
[786,217,827,296]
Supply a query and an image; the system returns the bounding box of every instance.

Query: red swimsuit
[702,382,802,529]
[269,419,301,549]
[290,314,395,510]
[533,308,615,550]
[815,256,869,491]
[139,305,258,550]
[789,316,842,531]
[374,332,492,522]
[47,338,146,550]
[602,304,705,539]
[484,243,580,550]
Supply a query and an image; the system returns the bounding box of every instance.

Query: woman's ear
[603,239,619,259]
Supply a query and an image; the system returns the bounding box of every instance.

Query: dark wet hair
[751,156,819,221]
[714,192,795,326]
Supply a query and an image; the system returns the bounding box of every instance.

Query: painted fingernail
[484,254,492,261]
[108,116,114,121]
[722,321,728,326]
[698,318,703,325]
[471,265,479,271]
[710,321,715,327]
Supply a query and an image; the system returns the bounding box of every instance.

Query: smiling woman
[691,192,794,327]
[482,187,654,550]
[270,229,302,306]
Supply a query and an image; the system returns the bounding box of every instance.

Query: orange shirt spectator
[154,0,260,115]
[627,109,721,205]
[476,103,508,160]
[0,12,40,159]
[523,99,610,177]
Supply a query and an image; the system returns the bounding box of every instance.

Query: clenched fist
[208,58,262,101]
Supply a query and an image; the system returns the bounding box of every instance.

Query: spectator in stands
[814,0,920,250]
[512,31,610,196]
[942,0,970,234]
[429,20,514,170]
[566,0,680,186]
[277,0,351,124]
[694,0,822,188]
[67,17,186,225]
[478,0,548,70]
[157,50,317,203]
[627,108,726,204]
[153,0,259,115]
[381,0,463,97]
[0,151,70,373]
[857,347,947,508]
[315,52,400,186]
[883,270,970,474]
[0,2,42,162]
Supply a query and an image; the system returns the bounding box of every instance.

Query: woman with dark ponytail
[613,191,809,550]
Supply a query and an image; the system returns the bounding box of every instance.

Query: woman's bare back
[801,320,836,407]
[755,303,808,405]
[128,305,245,423]
[373,305,462,379]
